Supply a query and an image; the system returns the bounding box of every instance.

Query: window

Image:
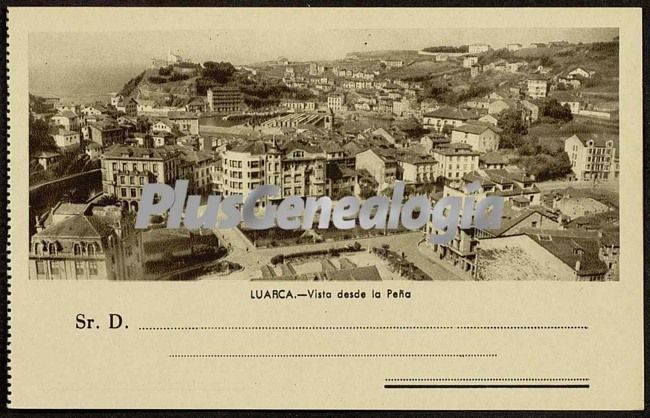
[131,188,137,198]
[112,162,117,171]
[73,243,82,256]
[75,261,85,276]
[36,261,46,275]
[132,163,138,171]
[139,176,144,185]
[120,175,126,184]
[48,243,57,255]
[88,244,96,256]
[50,261,59,276]
[88,261,98,276]
[121,188,127,198]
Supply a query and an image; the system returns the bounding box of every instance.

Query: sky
[28,27,617,98]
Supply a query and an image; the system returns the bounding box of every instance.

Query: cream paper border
[8,7,644,410]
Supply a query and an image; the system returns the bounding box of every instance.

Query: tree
[158,65,173,76]
[542,99,573,123]
[497,109,528,148]
[202,61,236,84]
[29,115,57,156]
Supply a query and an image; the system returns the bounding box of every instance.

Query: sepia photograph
[27,27,620,282]
[8,7,644,411]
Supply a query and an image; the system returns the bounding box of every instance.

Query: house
[564,134,619,182]
[431,143,480,181]
[115,97,138,116]
[468,44,490,54]
[475,230,608,281]
[478,114,499,126]
[327,93,345,111]
[488,99,517,115]
[507,43,522,51]
[85,142,104,160]
[51,111,80,131]
[550,91,581,114]
[135,99,157,114]
[451,123,502,153]
[568,67,595,79]
[110,94,123,107]
[479,151,508,169]
[557,76,582,89]
[520,100,540,123]
[88,121,125,147]
[355,148,398,192]
[151,119,174,133]
[470,64,483,78]
[168,111,199,135]
[30,202,144,280]
[422,106,477,133]
[34,151,61,170]
[185,96,206,113]
[53,129,81,151]
[463,55,478,68]
[81,104,106,116]
[526,76,550,99]
[420,133,451,153]
[394,151,438,184]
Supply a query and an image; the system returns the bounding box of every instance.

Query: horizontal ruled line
[140,325,588,331]
[385,384,590,389]
[385,377,590,382]
[169,353,497,359]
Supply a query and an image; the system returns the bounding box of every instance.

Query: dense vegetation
[29,114,57,157]
[421,45,469,53]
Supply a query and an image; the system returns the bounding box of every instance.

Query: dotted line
[169,353,497,358]
[456,326,588,330]
[385,378,590,382]
[143,326,454,330]
[141,325,587,331]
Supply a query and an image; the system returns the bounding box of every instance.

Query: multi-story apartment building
[88,121,125,147]
[394,151,438,184]
[355,148,398,192]
[327,93,345,111]
[51,111,80,131]
[207,87,244,113]
[101,145,181,211]
[29,201,144,280]
[221,140,283,207]
[431,143,480,181]
[564,134,619,182]
[526,76,550,99]
[175,146,216,195]
[451,123,502,153]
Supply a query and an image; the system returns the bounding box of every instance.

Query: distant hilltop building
[151,49,186,68]
[468,44,490,54]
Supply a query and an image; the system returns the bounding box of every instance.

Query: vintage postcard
[7,7,644,410]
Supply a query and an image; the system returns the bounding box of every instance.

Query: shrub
[270,254,284,265]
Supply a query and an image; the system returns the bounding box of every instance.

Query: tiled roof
[527,231,608,276]
[423,106,472,120]
[479,151,508,165]
[324,265,382,281]
[453,123,502,135]
[34,214,114,240]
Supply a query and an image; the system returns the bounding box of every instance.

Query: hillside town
[28,38,620,282]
